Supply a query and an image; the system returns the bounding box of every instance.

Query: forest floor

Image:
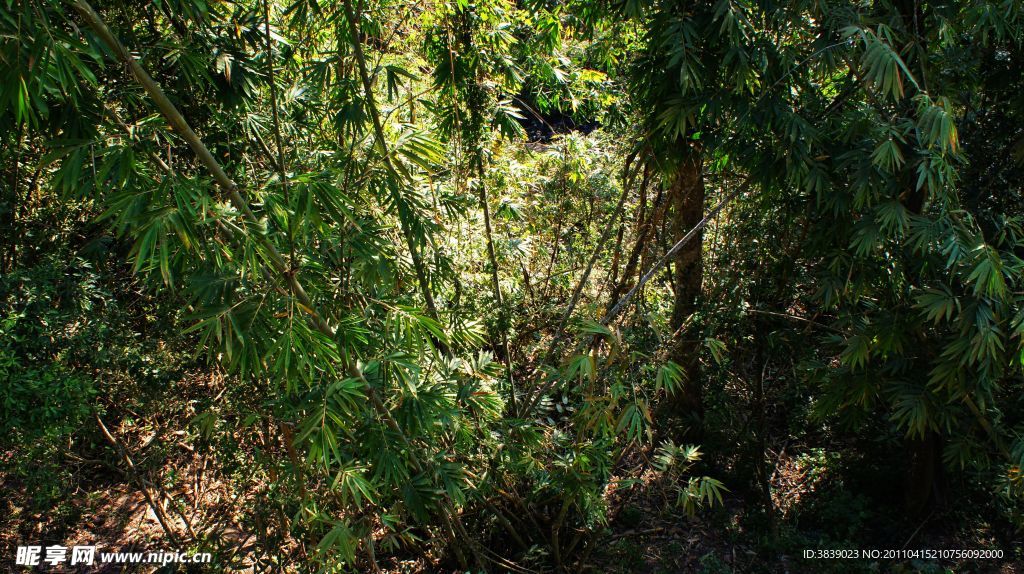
[1,368,1020,573]
[583,437,1021,574]
[5,435,1019,573]
[1,452,746,573]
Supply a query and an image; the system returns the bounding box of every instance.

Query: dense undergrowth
[2,0,1024,572]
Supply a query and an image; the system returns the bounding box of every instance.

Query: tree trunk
[667,145,705,424]
[905,431,945,515]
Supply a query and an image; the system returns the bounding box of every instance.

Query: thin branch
[542,147,640,364]
[95,413,182,546]
[744,308,843,333]
[340,0,444,328]
[262,0,295,264]
[602,177,752,326]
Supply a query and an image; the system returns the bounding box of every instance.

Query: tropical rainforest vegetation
[2,0,1023,571]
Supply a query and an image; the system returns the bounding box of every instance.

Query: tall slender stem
[340,0,443,328]
[262,0,295,265]
[476,163,516,412]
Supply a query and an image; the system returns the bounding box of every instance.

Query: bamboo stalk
[340,0,443,328]
[477,166,519,413]
[261,0,295,264]
[71,1,472,567]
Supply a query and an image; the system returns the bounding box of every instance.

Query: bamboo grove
[2,0,1023,571]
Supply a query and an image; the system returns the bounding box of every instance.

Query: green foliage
[652,442,726,515]
[3,0,1024,570]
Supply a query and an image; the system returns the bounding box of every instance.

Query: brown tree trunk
[667,145,705,423]
[905,431,946,515]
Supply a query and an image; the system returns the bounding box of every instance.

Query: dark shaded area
[516,96,600,142]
